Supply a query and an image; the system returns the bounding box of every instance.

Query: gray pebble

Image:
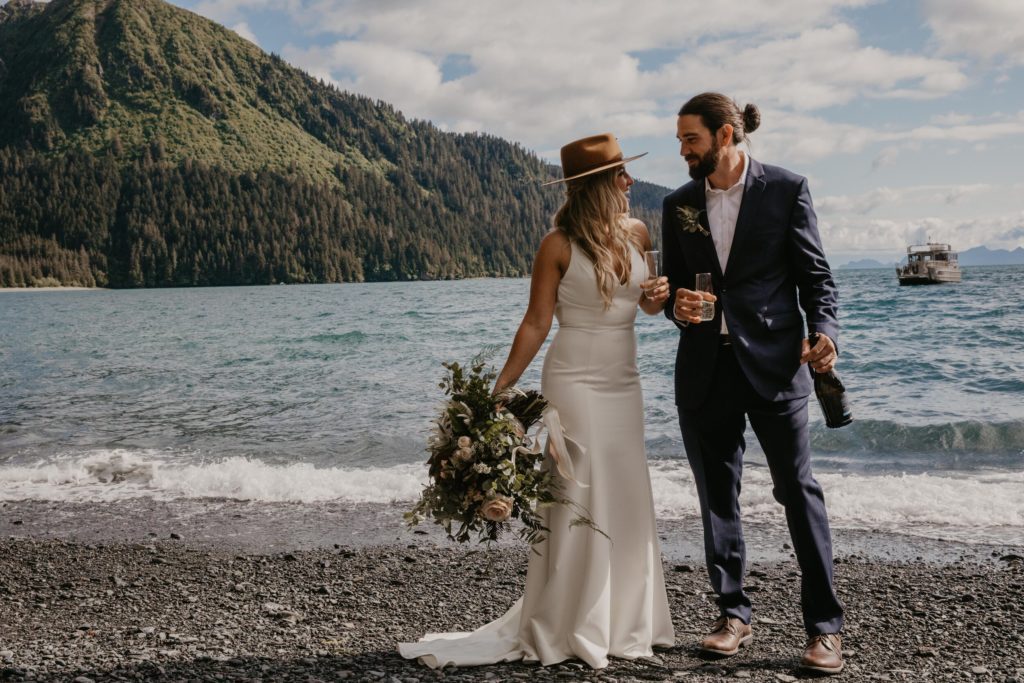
[0,537,1021,683]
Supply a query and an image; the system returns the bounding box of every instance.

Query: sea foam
[0,450,423,504]
[1,450,1021,544]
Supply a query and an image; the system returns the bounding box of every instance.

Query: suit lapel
[725,156,766,274]
[680,184,723,281]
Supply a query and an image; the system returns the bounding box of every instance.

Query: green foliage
[406,357,603,547]
[0,0,668,287]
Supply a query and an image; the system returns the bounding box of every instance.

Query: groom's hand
[673,288,715,324]
[801,334,837,373]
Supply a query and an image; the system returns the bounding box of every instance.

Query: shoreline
[0,535,1021,682]
[0,263,1021,293]
[0,286,104,292]
[2,498,1020,565]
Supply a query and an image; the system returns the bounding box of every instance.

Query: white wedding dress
[399,242,675,669]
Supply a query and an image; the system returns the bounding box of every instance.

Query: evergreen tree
[0,0,671,287]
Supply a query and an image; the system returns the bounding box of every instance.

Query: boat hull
[896,242,961,285]
[899,276,937,285]
[897,267,962,285]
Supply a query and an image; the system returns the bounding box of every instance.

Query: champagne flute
[695,273,715,322]
[643,250,660,297]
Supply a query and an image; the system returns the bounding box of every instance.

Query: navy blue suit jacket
[662,157,839,409]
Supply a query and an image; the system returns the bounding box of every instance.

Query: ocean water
[1,266,1022,545]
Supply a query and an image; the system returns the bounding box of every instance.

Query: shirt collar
[705,151,748,196]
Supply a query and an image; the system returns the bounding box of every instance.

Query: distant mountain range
[0,0,668,287]
[959,246,1024,266]
[838,258,891,270]
[840,246,1024,269]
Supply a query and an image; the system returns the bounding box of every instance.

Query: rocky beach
[1,503,1022,683]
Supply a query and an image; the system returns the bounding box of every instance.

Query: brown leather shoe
[801,633,844,674]
[699,616,752,656]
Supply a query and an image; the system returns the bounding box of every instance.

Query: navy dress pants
[677,343,844,635]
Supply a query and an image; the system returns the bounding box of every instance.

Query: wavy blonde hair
[554,167,644,309]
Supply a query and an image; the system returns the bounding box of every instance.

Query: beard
[686,136,720,180]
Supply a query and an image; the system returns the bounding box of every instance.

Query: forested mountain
[0,0,670,288]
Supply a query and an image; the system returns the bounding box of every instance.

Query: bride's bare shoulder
[538,228,572,273]
[542,227,571,246]
[627,218,652,248]
[540,228,573,255]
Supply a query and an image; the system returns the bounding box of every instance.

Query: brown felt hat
[542,132,647,186]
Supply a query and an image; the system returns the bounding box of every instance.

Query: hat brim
[541,152,648,186]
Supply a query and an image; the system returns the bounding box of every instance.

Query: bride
[399,132,675,669]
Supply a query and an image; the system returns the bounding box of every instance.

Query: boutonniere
[676,205,710,237]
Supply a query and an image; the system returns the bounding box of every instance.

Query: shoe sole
[801,661,844,675]
[698,634,752,657]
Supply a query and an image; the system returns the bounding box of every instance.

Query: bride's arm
[633,220,669,315]
[494,231,568,393]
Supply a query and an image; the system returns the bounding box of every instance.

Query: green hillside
[0,0,669,287]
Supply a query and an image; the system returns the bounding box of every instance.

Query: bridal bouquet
[405,354,600,546]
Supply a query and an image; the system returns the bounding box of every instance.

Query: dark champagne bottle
[808,333,853,429]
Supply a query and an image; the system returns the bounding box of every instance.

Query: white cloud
[922,0,1024,66]
[279,6,968,157]
[817,187,903,214]
[939,184,992,205]
[230,21,258,44]
[287,41,444,102]
[903,113,1024,143]
[817,184,996,216]
[300,0,879,54]
[652,24,966,112]
[821,211,1024,253]
[749,110,1024,166]
[815,185,1024,256]
[191,0,302,23]
[872,146,901,170]
[930,112,975,126]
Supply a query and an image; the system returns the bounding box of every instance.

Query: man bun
[742,104,761,134]
[679,93,760,144]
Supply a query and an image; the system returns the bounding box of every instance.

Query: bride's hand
[642,276,669,304]
[492,381,510,396]
[492,382,512,411]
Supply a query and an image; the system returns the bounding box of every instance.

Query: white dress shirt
[705,152,748,333]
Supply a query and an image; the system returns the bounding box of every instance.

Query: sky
[167,0,1024,265]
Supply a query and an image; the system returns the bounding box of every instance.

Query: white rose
[457,436,472,448]
[480,495,514,522]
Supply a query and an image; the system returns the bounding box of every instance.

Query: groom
[661,93,845,675]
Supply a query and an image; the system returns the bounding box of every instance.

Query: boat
[896,242,961,285]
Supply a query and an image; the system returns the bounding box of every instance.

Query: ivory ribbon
[511,406,587,487]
